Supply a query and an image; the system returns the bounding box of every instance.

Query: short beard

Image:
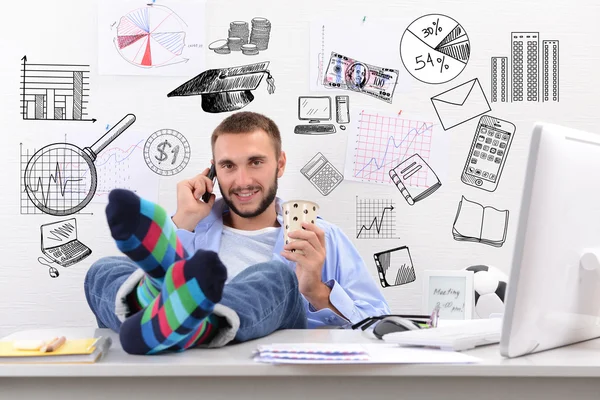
[221,169,278,219]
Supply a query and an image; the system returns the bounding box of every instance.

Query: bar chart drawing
[20,56,95,122]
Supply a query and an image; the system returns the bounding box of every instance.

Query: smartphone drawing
[201,164,216,203]
[461,116,516,192]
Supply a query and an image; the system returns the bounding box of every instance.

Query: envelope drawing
[430,78,491,131]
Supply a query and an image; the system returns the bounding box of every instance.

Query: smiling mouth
[234,190,259,202]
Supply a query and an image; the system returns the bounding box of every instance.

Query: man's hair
[211,112,282,159]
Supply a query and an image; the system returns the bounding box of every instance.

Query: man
[85,111,390,355]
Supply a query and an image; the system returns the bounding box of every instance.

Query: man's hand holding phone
[172,166,216,231]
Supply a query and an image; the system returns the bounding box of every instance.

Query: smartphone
[461,116,516,192]
[201,164,216,203]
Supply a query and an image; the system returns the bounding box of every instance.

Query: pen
[40,336,66,353]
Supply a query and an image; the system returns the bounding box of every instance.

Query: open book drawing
[452,196,509,247]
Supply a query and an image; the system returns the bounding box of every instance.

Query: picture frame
[423,270,474,320]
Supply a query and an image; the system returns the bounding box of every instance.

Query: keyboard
[294,124,336,135]
[382,318,502,351]
[44,240,92,267]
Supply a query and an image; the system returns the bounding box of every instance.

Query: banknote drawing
[323,52,398,103]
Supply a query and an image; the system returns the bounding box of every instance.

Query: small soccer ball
[465,265,508,319]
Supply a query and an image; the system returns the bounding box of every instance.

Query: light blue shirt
[175,197,391,328]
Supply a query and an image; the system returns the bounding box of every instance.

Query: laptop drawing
[40,218,92,267]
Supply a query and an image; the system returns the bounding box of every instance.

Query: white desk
[2,328,600,399]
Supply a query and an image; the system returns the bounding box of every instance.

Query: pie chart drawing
[115,5,188,68]
[400,14,470,84]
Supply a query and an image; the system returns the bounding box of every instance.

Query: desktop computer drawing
[295,96,336,134]
[500,122,600,358]
[40,218,92,267]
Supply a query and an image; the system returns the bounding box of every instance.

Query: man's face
[213,129,285,219]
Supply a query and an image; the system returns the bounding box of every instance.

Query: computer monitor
[500,122,600,358]
[298,96,331,123]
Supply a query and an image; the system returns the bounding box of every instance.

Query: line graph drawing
[355,197,399,239]
[94,139,144,197]
[113,4,189,68]
[22,114,136,216]
[20,56,96,122]
[345,110,435,185]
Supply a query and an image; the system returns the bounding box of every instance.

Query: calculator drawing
[301,152,343,196]
[461,115,516,192]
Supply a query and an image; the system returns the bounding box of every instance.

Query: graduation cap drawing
[167,61,276,113]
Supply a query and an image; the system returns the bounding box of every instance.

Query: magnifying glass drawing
[24,114,136,216]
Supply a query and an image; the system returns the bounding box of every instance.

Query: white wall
[1,0,599,337]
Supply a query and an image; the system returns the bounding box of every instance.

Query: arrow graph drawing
[356,197,399,239]
[20,56,96,122]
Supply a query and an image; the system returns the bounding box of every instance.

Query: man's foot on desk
[120,249,227,355]
[106,189,187,306]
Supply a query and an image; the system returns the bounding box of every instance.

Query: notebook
[0,336,112,363]
[253,343,481,364]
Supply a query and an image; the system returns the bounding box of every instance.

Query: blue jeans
[84,256,307,343]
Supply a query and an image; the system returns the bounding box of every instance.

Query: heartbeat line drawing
[27,162,86,207]
[348,111,435,185]
[356,197,399,239]
[20,143,90,215]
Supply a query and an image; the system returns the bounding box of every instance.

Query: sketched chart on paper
[114,5,188,68]
[355,197,399,239]
[99,1,205,76]
[344,110,436,186]
[20,56,95,122]
[94,139,143,197]
[91,133,160,203]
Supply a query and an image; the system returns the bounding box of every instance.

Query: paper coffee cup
[282,200,319,253]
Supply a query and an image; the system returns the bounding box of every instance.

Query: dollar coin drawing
[144,129,191,176]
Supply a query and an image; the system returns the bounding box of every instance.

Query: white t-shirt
[218,225,280,283]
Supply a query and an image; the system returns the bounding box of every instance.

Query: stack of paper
[253,343,481,364]
[0,336,112,363]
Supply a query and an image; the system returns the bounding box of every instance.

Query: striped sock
[106,189,222,350]
[119,250,227,355]
[106,189,187,307]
